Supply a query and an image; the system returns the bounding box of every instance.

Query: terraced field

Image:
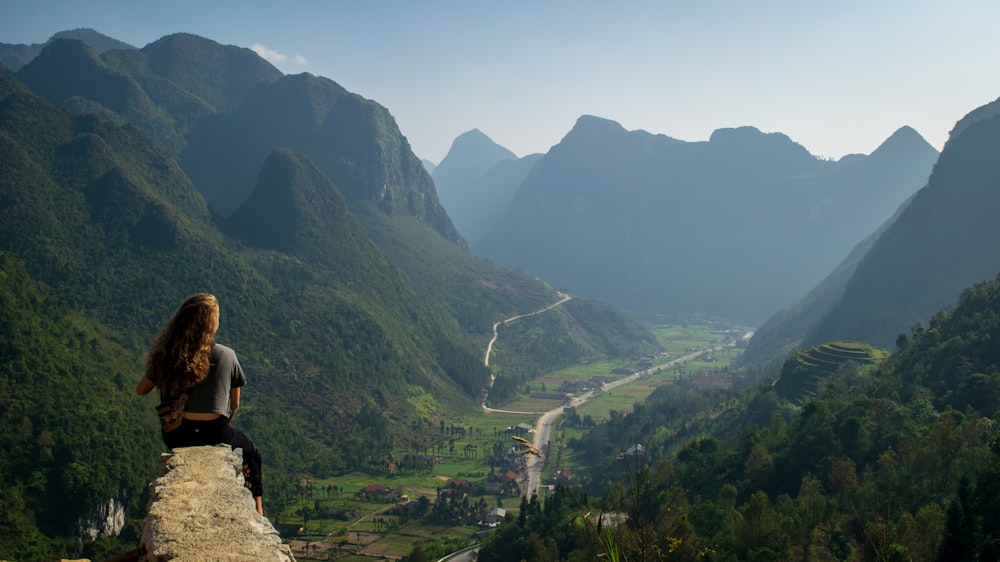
[773,341,889,403]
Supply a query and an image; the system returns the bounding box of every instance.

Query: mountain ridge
[0,32,664,557]
[0,27,135,71]
[471,115,937,324]
[745,97,1000,361]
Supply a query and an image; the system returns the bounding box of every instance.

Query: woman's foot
[255,496,264,516]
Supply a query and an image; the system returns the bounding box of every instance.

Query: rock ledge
[139,445,294,561]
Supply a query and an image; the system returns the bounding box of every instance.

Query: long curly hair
[145,293,218,397]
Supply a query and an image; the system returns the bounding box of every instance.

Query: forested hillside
[479,276,1000,561]
[0,33,659,558]
[0,252,160,561]
[806,102,1000,348]
[746,96,1000,362]
[0,28,135,72]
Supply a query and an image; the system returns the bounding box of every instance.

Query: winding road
[480,291,571,412]
[479,291,736,497]
[439,295,743,560]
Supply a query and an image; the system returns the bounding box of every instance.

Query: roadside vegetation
[274,320,738,560]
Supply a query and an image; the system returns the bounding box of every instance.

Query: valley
[2,22,1000,562]
[278,319,741,561]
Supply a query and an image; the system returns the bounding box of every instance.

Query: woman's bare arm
[229,386,241,421]
[136,376,155,396]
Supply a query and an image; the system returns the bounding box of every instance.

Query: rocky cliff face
[78,495,126,541]
[139,445,294,561]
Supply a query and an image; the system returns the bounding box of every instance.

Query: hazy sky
[3,0,999,163]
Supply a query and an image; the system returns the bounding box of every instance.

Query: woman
[136,293,264,516]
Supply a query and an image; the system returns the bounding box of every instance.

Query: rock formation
[139,445,294,561]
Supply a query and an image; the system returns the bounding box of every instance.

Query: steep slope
[13,31,468,306]
[475,115,936,324]
[433,128,516,198]
[135,33,282,114]
[947,95,1000,144]
[0,33,667,558]
[460,154,543,245]
[740,190,916,365]
[15,34,282,155]
[225,148,358,256]
[555,275,1000,562]
[0,251,162,561]
[432,129,519,242]
[182,72,463,246]
[0,75,482,519]
[805,100,1000,348]
[15,38,178,149]
[432,128,542,245]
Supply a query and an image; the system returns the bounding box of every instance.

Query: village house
[483,507,507,528]
[359,484,399,502]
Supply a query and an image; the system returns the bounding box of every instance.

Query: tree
[936,478,976,562]
[735,491,789,560]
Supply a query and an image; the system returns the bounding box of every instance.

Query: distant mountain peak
[435,129,517,189]
[31,36,104,65]
[709,125,790,145]
[868,125,938,162]
[707,125,815,166]
[568,114,628,137]
[446,128,515,159]
[456,127,485,139]
[49,28,136,52]
[879,125,925,147]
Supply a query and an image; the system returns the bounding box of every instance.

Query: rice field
[280,321,742,560]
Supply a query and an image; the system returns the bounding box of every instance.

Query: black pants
[162,416,263,498]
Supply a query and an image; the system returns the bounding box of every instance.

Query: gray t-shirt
[184,343,247,417]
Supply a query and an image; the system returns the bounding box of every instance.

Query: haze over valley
[3,5,1000,560]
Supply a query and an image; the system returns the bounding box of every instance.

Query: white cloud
[251,44,310,67]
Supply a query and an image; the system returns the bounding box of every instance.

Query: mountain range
[0,30,657,558]
[0,28,135,71]
[5,25,1000,560]
[432,129,543,246]
[445,115,938,324]
[742,95,1000,360]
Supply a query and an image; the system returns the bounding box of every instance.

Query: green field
[277,321,741,560]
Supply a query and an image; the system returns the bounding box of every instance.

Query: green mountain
[181,71,462,246]
[515,275,1000,561]
[0,67,475,558]
[0,251,161,562]
[224,147,361,256]
[0,31,660,557]
[802,98,1000,349]
[474,115,938,324]
[16,34,283,155]
[0,27,135,71]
